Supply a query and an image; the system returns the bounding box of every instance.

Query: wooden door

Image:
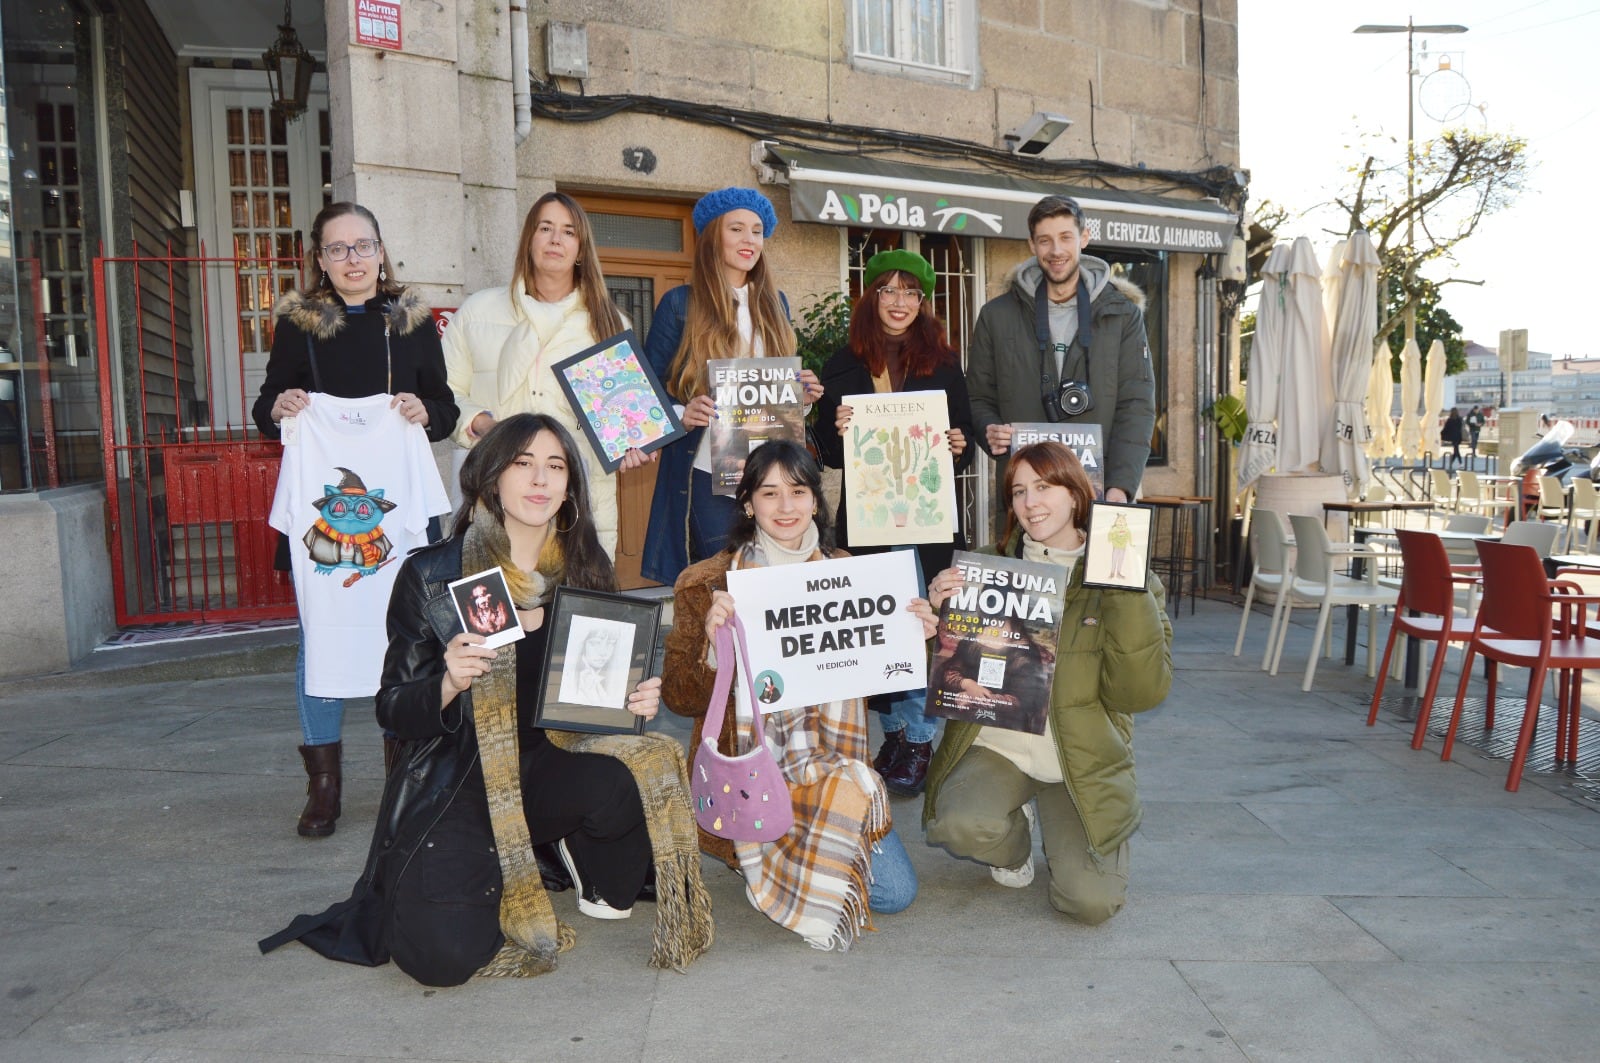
[574,194,694,588]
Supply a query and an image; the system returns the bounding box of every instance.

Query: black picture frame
[550,329,685,473]
[531,586,662,735]
[1081,501,1154,591]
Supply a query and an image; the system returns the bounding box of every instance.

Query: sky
[1237,0,1598,358]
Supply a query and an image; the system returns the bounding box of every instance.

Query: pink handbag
[690,615,794,843]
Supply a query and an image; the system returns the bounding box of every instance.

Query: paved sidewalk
[3,594,1599,1061]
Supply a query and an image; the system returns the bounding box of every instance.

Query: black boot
[297,742,342,837]
[873,729,906,775]
[882,740,932,797]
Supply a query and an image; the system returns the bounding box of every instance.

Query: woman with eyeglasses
[813,250,975,797]
[444,193,643,560]
[254,201,459,839]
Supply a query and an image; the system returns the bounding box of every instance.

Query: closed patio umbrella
[1276,237,1333,474]
[1366,344,1397,460]
[1398,338,1423,461]
[1329,231,1381,495]
[1238,243,1288,493]
[1423,338,1447,462]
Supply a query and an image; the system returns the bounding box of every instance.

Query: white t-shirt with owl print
[270,393,451,698]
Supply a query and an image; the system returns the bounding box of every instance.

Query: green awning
[764,146,1236,254]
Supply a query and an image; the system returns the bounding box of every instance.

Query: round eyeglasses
[320,239,382,262]
[877,286,924,304]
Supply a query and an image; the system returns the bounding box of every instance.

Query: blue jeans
[295,621,345,746]
[868,827,918,914]
[881,546,941,744]
[689,468,740,562]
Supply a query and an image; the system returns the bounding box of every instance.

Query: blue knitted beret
[692,187,778,236]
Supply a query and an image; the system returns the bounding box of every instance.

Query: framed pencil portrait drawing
[1081,502,1153,591]
[531,586,662,735]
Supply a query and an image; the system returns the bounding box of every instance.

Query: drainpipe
[511,2,532,145]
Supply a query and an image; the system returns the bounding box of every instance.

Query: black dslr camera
[1043,376,1094,421]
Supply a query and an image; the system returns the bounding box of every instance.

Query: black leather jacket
[261,537,485,966]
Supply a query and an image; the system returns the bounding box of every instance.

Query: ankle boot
[873,729,906,775]
[383,736,405,777]
[882,740,932,797]
[297,741,342,838]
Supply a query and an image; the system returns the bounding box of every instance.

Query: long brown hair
[1003,441,1095,545]
[508,192,626,339]
[303,202,403,299]
[667,216,795,400]
[846,269,958,380]
[452,413,617,594]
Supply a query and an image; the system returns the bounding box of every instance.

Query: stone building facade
[0,0,1242,673]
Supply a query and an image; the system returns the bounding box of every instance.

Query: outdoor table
[1322,499,1435,537]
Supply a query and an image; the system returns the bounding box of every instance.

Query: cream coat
[444,285,619,553]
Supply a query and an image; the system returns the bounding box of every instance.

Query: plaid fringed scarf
[729,544,890,951]
[463,511,714,977]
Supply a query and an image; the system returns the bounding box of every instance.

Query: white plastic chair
[1537,476,1570,551]
[1502,518,1559,557]
[1570,478,1600,553]
[1428,468,1457,516]
[1456,471,1514,525]
[1278,515,1400,691]
[1234,509,1294,670]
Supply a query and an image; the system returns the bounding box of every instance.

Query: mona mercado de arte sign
[766,146,1236,255]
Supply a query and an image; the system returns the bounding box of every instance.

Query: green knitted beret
[863,250,936,297]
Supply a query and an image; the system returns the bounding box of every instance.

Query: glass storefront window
[0,0,104,491]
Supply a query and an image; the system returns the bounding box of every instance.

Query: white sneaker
[989,802,1037,888]
[556,837,632,920]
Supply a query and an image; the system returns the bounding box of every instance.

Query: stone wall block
[581,22,636,90]
[352,171,467,289]
[982,0,1045,30]
[544,1,672,31]
[347,56,463,175]
[980,26,1100,98]
[0,496,70,677]
[1101,0,1188,66]
[1185,11,1239,77]
[630,33,752,103]
[458,73,518,190]
[1098,51,1201,122]
[457,0,511,80]
[828,65,994,142]
[1131,114,1207,171]
[748,51,830,121]
[665,5,830,56]
[1043,0,1105,41]
[459,184,520,295]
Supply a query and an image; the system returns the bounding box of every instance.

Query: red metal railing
[96,245,301,624]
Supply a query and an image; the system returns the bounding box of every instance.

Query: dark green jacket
[965,257,1155,499]
[923,534,1174,859]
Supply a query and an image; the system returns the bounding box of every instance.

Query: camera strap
[1034,273,1093,395]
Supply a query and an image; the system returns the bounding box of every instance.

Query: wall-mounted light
[264,1,314,123]
[1004,112,1073,155]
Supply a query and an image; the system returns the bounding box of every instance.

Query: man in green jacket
[966,196,1156,506]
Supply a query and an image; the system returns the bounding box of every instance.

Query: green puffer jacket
[922,533,1174,859]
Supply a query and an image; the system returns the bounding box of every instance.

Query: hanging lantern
[263,1,315,123]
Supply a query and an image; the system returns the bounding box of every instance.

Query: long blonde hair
[667,216,795,400]
[508,192,626,338]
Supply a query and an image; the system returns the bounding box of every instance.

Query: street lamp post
[1354,17,1468,345]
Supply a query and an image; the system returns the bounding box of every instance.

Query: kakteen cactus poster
[842,390,956,547]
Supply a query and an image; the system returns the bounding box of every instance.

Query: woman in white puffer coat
[445,192,649,556]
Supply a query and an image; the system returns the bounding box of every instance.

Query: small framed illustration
[532,586,662,735]
[449,567,525,649]
[1081,502,1153,591]
[551,330,684,473]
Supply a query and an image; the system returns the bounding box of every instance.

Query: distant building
[1452,340,1552,412]
[1549,356,1600,417]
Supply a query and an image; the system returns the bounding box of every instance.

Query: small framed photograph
[532,586,662,735]
[449,567,525,649]
[551,330,685,472]
[1082,502,1153,591]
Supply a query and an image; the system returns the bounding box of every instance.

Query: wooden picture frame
[531,586,662,735]
[1081,502,1153,591]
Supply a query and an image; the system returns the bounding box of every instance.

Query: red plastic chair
[1366,530,1480,746]
[1443,539,1600,791]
